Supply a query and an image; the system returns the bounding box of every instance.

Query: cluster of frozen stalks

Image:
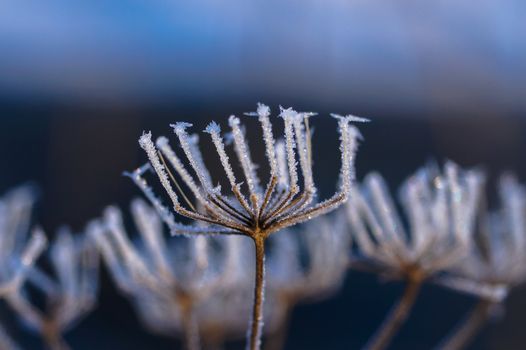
[1,104,526,350]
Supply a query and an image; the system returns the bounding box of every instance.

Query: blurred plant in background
[5,225,99,350]
[0,186,47,349]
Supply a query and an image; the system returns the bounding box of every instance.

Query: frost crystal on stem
[133,104,366,350]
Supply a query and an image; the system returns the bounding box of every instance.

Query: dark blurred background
[0,1,525,349]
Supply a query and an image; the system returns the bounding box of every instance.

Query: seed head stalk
[364,271,423,350]
[436,299,496,350]
[42,319,70,350]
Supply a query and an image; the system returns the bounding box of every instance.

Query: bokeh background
[1,0,525,349]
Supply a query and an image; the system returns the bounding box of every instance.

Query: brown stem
[436,299,495,350]
[364,277,423,350]
[179,293,200,350]
[247,236,266,350]
[42,321,70,350]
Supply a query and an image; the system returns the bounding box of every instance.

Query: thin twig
[436,299,495,350]
[248,236,266,350]
[42,321,70,350]
[363,276,423,350]
[176,291,200,350]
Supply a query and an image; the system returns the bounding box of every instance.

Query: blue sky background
[0,0,524,113]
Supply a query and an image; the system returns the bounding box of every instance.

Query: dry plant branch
[133,104,366,349]
[436,299,495,350]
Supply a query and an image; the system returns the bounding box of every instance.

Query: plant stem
[436,299,494,350]
[178,293,200,350]
[42,321,70,350]
[247,236,266,350]
[364,277,423,350]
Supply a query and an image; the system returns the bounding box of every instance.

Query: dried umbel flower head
[434,175,526,350]
[6,225,99,350]
[346,162,483,350]
[438,175,526,301]
[91,199,249,350]
[348,162,483,280]
[133,104,365,349]
[0,186,47,350]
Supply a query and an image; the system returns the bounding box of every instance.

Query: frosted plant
[6,225,99,350]
[0,186,48,295]
[434,175,526,350]
[265,213,350,350]
[90,199,247,350]
[0,186,48,350]
[346,162,483,350]
[134,103,365,349]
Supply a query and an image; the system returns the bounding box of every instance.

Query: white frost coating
[331,113,371,124]
[93,200,255,343]
[7,223,100,338]
[204,121,239,190]
[192,236,209,271]
[170,123,214,192]
[332,115,365,195]
[401,174,430,256]
[187,133,214,190]
[365,174,407,249]
[279,108,299,193]
[89,220,134,292]
[346,162,495,282]
[434,276,508,302]
[292,113,315,194]
[131,199,172,279]
[502,176,526,257]
[104,206,155,285]
[125,165,235,236]
[439,173,526,300]
[139,132,181,208]
[275,140,289,190]
[156,136,204,202]
[20,229,47,268]
[338,118,351,194]
[0,187,48,298]
[245,103,278,177]
[228,115,261,197]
